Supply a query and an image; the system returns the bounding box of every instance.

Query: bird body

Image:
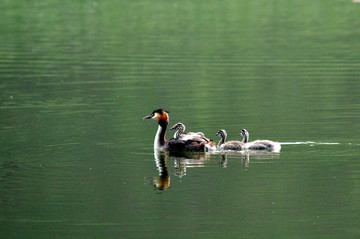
[240,129,281,152]
[170,122,205,141]
[170,122,216,152]
[216,129,245,151]
[143,109,215,152]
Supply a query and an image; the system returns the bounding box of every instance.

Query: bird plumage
[144,109,215,152]
[216,129,245,151]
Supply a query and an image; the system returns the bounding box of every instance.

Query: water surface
[1,0,360,238]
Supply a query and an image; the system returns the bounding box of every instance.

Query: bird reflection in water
[219,152,249,168]
[219,150,280,168]
[153,150,170,190]
[151,150,280,190]
[170,151,210,178]
[152,150,210,190]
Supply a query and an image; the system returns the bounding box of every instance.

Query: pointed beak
[215,132,220,136]
[170,125,176,130]
[143,115,152,119]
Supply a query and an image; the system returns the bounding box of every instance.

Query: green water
[1,0,360,238]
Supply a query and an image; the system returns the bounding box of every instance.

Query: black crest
[152,109,170,114]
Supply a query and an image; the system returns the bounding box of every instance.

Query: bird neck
[242,132,249,143]
[218,134,226,146]
[173,126,184,139]
[154,120,168,150]
[174,130,181,139]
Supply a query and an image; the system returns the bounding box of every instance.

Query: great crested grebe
[240,129,281,152]
[215,129,245,151]
[170,122,216,152]
[143,109,215,152]
[170,122,205,140]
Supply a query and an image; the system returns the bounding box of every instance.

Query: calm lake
[1,0,360,238]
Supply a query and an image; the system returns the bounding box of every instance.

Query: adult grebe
[240,129,281,152]
[143,109,215,152]
[215,129,245,151]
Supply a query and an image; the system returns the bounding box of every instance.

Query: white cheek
[152,112,160,119]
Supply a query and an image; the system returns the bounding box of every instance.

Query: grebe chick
[170,122,205,140]
[240,129,281,152]
[143,109,215,152]
[215,129,245,151]
[170,122,216,152]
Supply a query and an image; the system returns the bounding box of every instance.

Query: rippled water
[1,1,360,238]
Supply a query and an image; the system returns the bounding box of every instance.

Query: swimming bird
[215,129,245,151]
[170,122,216,152]
[143,109,215,152]
[170,122,205,140]
[240,129,281,152]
